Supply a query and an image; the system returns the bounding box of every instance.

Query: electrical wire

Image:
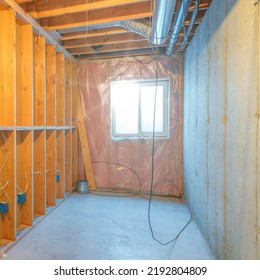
[147,13,192,245]
[16,172,28,194]
[89,160,142,197]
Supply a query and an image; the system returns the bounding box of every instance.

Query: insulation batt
[79,56,183,196]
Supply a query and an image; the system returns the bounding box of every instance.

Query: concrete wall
[183,0,259,259]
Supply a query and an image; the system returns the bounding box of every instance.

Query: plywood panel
[65,129,72,192]
[56,52,65,126]
[65,59,72,126]
[34,36,46,126]
[33,130,46,216]
[46,130,56,206]
[56,130,65,198]
[46,45,56,126]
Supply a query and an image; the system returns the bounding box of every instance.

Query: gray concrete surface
[2,193,214,260]
[183,0,259,259]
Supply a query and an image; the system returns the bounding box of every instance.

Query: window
[111,79,170,139]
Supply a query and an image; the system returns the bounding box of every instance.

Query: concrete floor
[2,192,215,260]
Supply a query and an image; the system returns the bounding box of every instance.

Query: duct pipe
[150,0,177,44]
[78,0,176,46]
[114,20,152,41]
[179,0,200,51]
[166,0,193,56]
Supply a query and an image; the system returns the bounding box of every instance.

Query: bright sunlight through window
[111,79,169,139]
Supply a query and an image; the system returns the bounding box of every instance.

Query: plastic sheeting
[79,56,183,196]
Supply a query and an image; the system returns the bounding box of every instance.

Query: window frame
[110,78,170,139]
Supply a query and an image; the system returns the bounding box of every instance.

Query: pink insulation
[79,56,183,196]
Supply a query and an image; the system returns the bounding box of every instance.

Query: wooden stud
[46,130,56,206]
[16,24,34,126]
[33,130,46,216]
[72,128,79,188]
[56,52,65,126]
[2,9,16,126]
[65,129,72,192]
[71,64,78,126]
[46,45,56,126]
[56,130,65,198]
[77,92,96,190]
[34,36,46,126]
[65,59,72,126]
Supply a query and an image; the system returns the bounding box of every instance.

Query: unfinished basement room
[0,0,259,261]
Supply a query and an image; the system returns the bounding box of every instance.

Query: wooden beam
[60,27,129,41]
[63,33,146,49]
[43,2,151,31]
[30,0,150,19]
[15,0,33,3]
[77,92,96,190]
[79,49,158,60]
[70,40,164,55]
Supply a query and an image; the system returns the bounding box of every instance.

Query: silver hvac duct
[166,0,193,56]
[150,0,177,44]
[116,0,176,45]
[179,0,200,51]
[76,0,176,46]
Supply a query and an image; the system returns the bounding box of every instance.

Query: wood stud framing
[0,9,80,247]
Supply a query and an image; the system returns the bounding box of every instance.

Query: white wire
[16,172,28,194]
[0,180,9,191]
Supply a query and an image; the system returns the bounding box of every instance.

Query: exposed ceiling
[5,0,212,60]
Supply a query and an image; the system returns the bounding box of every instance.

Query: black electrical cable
[147,8,192,244]
[89,160,142,198]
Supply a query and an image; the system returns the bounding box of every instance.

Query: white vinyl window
[111,79,170,139]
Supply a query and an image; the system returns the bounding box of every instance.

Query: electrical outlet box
[17,192,26,204]
[0,202,9,213]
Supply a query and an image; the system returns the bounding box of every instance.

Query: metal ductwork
[115,0,177,45]
[114,19,152,41]
[166,0,193,56]
[150,0,177,44]
[74,0,176,47]
[179,0,200,51]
